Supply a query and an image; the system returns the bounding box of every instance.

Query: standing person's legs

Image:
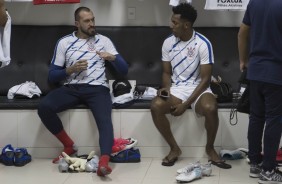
[248,80,265,165]
[82,85,114,176]
[195,92,231,169]
[262,82,282,171]
[38,86,81,163]
[150,95,182,166]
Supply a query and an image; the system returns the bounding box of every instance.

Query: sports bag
[210,76,233,103]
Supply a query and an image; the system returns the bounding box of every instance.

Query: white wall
[0,109,249,158]
[5,0,245,26]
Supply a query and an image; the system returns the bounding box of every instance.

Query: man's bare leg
[196,93,221,160]
[196,93,231,169]
[151,96,182,164]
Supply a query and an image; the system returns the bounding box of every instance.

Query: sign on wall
[205,0,250,10]
[33,0,79,5]
[169,0,192,6]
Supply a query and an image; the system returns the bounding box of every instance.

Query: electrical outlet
[127,7,136,20]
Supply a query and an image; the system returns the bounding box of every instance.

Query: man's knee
[201,103,217,115]
[150,98,166,113]
[37,99,54,117]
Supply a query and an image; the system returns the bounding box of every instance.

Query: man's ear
[184,21,191,29]
[75,21,79,27]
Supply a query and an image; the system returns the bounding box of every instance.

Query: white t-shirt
[162,30,214,88]
[51,32,118,87]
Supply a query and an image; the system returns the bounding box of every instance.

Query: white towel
[7,81,42,99]
[112,92,134,104]
[169,0,192,6]
[0,11,11,68]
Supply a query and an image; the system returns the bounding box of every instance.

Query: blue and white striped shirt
[51,32,118,87]
[162,30,214,87]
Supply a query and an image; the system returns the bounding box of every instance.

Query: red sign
[33,0,80,5]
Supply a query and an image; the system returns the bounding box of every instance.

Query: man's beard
[81,27,96,37]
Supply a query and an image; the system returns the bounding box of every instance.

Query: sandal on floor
[208,160,232,169]
[161,156,178,167]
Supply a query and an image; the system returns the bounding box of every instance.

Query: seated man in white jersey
[37,7,128,176]
[150,3,231,169]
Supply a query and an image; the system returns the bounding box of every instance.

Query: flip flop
[161,156,178,167]
[208,160,232,169]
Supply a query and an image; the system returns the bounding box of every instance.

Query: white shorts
[170,85,213,117]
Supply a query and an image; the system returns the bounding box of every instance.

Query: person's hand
[96,51,116,61]
[158,88,170,98]
[240,61,248,72]
[170,103,187,116]
[67,60,88,75]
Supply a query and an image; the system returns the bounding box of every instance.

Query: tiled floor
[0,157,259,184]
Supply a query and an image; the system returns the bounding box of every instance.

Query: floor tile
[0,157,259,184]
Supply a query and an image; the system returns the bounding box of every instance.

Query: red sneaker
[111,138,138,155]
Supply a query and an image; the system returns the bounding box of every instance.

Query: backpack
[210,77,233,103]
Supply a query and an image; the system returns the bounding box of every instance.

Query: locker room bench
[0,26,241,110]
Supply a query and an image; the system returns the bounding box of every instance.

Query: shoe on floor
[111,138,138,156]
[0,144,15,166]
[258,169,282,184]
[249,163,262,178]
[177,161,201,174]
[162,156,178,167]
[177,161,212,176]
[85,155,99,172]
[110,148,141,163]
[58,157,69,173]
[220,148,247,160]
[209,160,232,169]
[176,167,202,182]
[14,148,32,167]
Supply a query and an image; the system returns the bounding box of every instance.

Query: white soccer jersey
[162,30,214,87]
[51,32,118,87]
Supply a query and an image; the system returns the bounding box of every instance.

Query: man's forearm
[162,72,171,89]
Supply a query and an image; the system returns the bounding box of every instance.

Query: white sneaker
[176,161,201,174]
[176,167,202,182]
[200,163,212,176]
[85,155,99,172]
[177,161,212,176]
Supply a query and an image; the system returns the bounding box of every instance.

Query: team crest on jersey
[87,41,96,51]
[187,47,195,58]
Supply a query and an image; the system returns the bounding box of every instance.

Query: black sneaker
[14,148,32,167]
[250,163,262,178]
[259,169,282,184]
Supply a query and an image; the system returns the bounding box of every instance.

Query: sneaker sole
[14,158,31,167]
[249,173,260,178]
[258,179,282,184]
